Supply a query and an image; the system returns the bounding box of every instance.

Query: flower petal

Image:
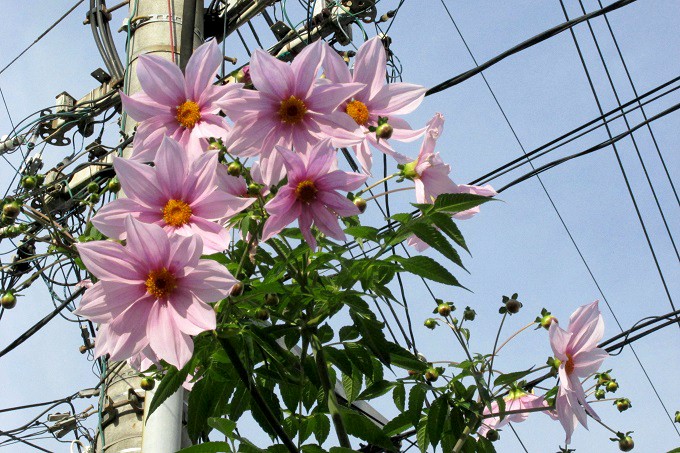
[184,40,221,101]
[136,54,185,106]
[124,216,171,270]
[76,241,143,281]
[250,49,293,99]
[147,300,194,368]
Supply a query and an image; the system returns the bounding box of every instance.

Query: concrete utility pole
[96,1,202,452]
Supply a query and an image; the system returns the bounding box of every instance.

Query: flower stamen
[176,100,201,128]
[163,199,193,227]
[345,100,370,126]
[295,180,317,203]
[278,96,307,125]
[145,268,177,299]
[565,354,575,375]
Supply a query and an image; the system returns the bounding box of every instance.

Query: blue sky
[0,0,679,451]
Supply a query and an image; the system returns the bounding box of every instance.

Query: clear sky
[0,1,678,452]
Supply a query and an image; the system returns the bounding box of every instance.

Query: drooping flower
[227,40,365,185]
[260,140,367,249]
[120,40,242,161]
[403,113,496,219]
[323,36,427,173]
[549,300,608,443]
[75,216,237,368]
[477,389,552,437]
[92,137,250,254]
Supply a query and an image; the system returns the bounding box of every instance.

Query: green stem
[452,425,472,453]
[356,173,399,196]
[486,313,507,389]
[218,336,299,453]
[310,334,351,449]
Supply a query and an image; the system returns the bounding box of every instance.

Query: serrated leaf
[341,367,362,403]
[396,255,465,287]
[388,343,428,372]
[430,212,469,252]
[350,311,391,366]
[409,223,465,269]
[493,367,534,388]
[148,360,192,417]
[382,411,413,436]
[324,347,353,377]
[427,396,449,447]
[344,342,374,376]
[313,413,330,444]
[342,409,396,451]
[433,193,494,214]
[393,382,405,412]
[417,417,429,453]
[408,385,426,425]
[207,417,236,437]
[345,226,379,241]
[357,380,395,401]
[187,376,230,442]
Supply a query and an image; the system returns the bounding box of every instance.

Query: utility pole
[96,1,202,452]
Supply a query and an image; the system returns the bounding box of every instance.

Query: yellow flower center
[295,180,317,203]
[162,199,192,227]
[176,100,201,128]
[145,268,177,299]
[565,354,575,375]
[345,100,370,126]
[278,96,307,125]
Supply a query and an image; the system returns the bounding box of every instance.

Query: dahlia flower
[75,217,236,368]
[227,40,365,185]
[478,390,551,437]
[120,40,242,161]
[549,300,608,443]
[260,140,367,249]
[323,36,427,173]
[92,137,249,254]
[403,113,496,219]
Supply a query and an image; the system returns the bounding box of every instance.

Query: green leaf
[493,367,535,388]
[342,408,396,451]
[341,367,362,403]
[388,343,428,372]
[344,342,374,376]
[396,255,465,287]
[409,223,465,269]
[393,382,406,412]
[187,376,231,442]
[433,193,494,214]
[408,385,427,425]
[416,417,429,453]
[324,347,353,377]
[249,387,283,439]
[357,380,396,401]
[430,213,469,252]
[382,411,414,436]
[345,226,379,241]
[427,396,449,447]
[313,413,330,444]
[350,311,391,366]
[147,360,192,417]
[178,442,232,453]
[207,417,236,437]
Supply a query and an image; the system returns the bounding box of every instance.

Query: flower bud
[375,123,393,140]
[140,377,155,391]
[485,429,500,441]
[353,197,367,213]
[227,162,242,177]
[595,389,606,400]
[256,308,270,321]
[2,201,21,218]
[606,380,619,393]
[437,303,451,317]
[675,411,680,423]
[87,182,99,194]
[540,314,557,329]
[463,307,476,321]
[108,178,121,193]
[1,291,16,309]
[615,398,631,412]
[618,435,634,452]
[21,175,37,190]
[424,368,439,382]
[264,294,279,306]
[505,298,522,314]
[88,193,100,204]
[231,282,244,297]
[424,318,437,329]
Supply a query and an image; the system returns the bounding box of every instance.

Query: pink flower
[549,300,609,443]
[261,140,367,249]
[121,40,242,161]
[75,216,236,368]
[404,113,496,219]
[227,40,365,185]
[478,390,551,437]
[323,36,427,173]
[92,137,250,254]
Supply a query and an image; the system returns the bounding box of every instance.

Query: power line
[0,0,87,77]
